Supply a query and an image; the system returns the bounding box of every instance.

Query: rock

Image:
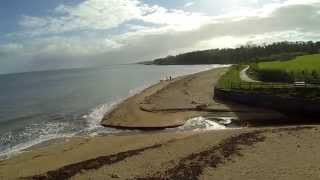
[110,173,120,178]
[196,104,208,110]
[191,100,197,104]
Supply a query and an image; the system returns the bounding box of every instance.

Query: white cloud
[19,0,210,36]
[184,1,195,7]
[23,36,122,58]
[1,0,320,73]
[19,0,144,35]
[0,43,23,53]
[19,16,48,28]
[98,1,320,62]
[142,7,211,30]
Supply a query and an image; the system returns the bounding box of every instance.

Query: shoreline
[2,66,320,179]
[100,67,226,129]
[0,66,225,160]
[101,73,197,129]
[101,66,286,129]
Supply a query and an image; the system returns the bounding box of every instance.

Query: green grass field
[218,65,291,91]
[258,54,320,72]
[253,54,320,82]
[217,55,320,101]
[216,65,245,89]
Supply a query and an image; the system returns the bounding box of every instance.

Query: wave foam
[178,117,227,131]
[83,83,154,136]
[0,64,232,160]
[0,122,75,160]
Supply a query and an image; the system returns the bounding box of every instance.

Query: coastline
[0,65,225,159]
[1,66,320,179]
[101,66,286,129]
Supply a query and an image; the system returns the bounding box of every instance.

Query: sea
[0,64,227,159]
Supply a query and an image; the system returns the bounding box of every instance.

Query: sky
[0,0,320,74]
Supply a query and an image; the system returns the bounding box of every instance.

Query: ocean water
[0,64,226,158]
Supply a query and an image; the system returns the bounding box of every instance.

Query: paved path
[240,66,260,83]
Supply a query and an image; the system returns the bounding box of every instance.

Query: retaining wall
[214,87,320,116]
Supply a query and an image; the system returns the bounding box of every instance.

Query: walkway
[240,66,260,83]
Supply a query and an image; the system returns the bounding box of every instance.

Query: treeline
[146,41,320,65]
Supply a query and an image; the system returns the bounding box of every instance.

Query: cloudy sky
[0,0,320,74]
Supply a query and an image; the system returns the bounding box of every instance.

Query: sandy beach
[1,126,320,179]
[100,68,228,129]
[1,67,320,180]
[101,67,285,129]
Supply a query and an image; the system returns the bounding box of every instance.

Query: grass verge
[251,54,320,83]
[217,64,320,101]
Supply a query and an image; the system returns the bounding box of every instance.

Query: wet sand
[1,67,319,179]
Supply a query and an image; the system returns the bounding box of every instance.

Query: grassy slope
[258,54,320,72]
[217,62,320,101]
[254,54,320,82]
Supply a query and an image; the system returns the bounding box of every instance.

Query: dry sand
[1,126,320,180]
[1,67,319,180]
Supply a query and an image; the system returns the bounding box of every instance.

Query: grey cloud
[100,3,320,63]
[184,4,320,43]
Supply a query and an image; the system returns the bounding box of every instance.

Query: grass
[216,65,245,89]
[217,65,289,90]
[217,62,320,101]
[218,65,290,91]
[258,54,320,72]
[252,54,320,82]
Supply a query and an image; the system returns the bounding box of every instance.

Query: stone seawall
[214,88,320,116]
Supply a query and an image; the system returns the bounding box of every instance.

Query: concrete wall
[214,88,320,116]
